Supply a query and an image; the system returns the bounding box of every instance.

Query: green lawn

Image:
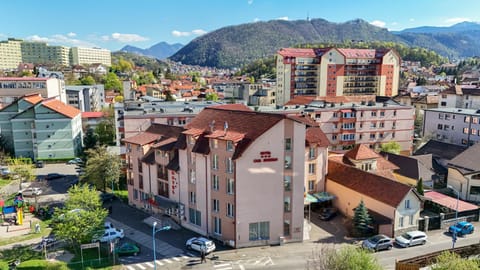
[0,220,51,246]
[0,178,11,189]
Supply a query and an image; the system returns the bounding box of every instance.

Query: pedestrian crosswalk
[121,254,275,270]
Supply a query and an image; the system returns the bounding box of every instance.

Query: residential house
[438,85,480,109]
[380,151,437,187]
[446,143,480,202]
[326,158,422,237]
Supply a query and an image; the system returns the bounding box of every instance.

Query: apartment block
[439,85,480,109]
[276,48,400,106]
[123,104,330,248]
[65,84,105,112]
[423,108,480,147]
[0,38,22,70]
[0,77,66,108]
[71,47,111,66]
[21,42,70,66]
[0,94,82,160]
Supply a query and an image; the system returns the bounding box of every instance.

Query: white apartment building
[71,47,111,66]
[0,77,66,108]
[438,85,480,109]
[423,108,480,147]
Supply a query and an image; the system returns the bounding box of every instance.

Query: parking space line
[126,266,135,270]
[145,262,154,267]
[135,264,146,270]
[172,257,181,261]
[181,255,190,259]
[214,263,231,268]
[186,252,196,257]
[163,258,173,264]
[155,260,164,266]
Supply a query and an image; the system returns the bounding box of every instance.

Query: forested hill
[169,18,480,69]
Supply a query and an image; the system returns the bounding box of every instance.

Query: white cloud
[391,22,398,26]
[409,18,415,22]
[191,29,207,35]
[253,18,260,22]
[101,35,110,41]
[445,17,471,24]
[110,33,149,42]
[67,32,76,37]
[27,35,50,42]
[370,20,386,28]
[277,16,289,21]
[247,0,253,4]
[172,29,208,37]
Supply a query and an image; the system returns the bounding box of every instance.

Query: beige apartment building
[124,104,330,248]
[276,47,400,106]
[21,42,70,66]
[0,38,22,70]
[71,47,111,66]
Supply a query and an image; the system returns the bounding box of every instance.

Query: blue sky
[1,0,479,51]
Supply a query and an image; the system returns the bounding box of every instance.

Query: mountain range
[121,19,480,69]
[120,42,183,60]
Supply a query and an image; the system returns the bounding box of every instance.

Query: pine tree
[353,200,372,236]
[416,178,425,195]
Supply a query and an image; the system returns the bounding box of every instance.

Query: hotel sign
[253,151,278,163]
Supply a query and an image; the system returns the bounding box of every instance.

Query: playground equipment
[1,193,25,225]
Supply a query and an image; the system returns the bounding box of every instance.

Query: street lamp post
[447,185,459,249]
[152,221,171,270]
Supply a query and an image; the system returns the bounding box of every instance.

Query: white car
[395,230,427,248]
[21,187,42,197]
[186,237,216,254]
[96,228,124,243]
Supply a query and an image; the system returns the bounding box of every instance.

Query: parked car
[115,242,140,256]
[35,161,44,168]
[394,231,427,248]
[95,228,124,243]
[186,237,216,254]
[20,187,42,197]
[1,167,10,176]
[67,158,82,165]
[46,173,64,180]
[104,221,115,230]
[362,234,393,252]
[100,192,115,203]
[449,221,474,236]
[318,207,338,221]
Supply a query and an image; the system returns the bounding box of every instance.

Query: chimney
[224,121,229,135]
[209,120,216,132]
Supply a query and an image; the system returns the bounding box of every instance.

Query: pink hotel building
[123,104,329,248]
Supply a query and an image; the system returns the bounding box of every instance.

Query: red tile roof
[122,124,185,146]
[306,127,330,147]
[277,48,316,57]
[82,112,104,118]
[41,99,80,119]
[337,48,378,58]
[185,105,286,159]
[23,93,43,105]
[424,191,478,212]
[285,96,317,105]
[209,104,252,112]
[344,144,380,160]
[287,114,319,127]
[328,160,413,207]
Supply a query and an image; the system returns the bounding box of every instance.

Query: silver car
[395,231,427,248]
[21,187,42,197]
[362,234,393,252]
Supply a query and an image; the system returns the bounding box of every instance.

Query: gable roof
[287,114,319,127]
[328,160,413,208]
[23,93,43,105]
[184,105,287,159]
[448,143,480,174]
[380,151,420,179]
[344,144,379,160]
[306,127,330,147]
[122,123,185,146]
[41,98,80,118]
[414,140,467,160]
[425,191,478,212]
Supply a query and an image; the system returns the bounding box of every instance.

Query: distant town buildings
[276,47,400,106]
[0,38,111,70]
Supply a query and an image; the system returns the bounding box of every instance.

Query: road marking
[155,260,164,266]
[239,265,245,270]
[172,256,181,261]
[163,258,173,264]
[181,255,190,259]
[214,263,231,268]
[135,264,146,270]
[126,266,135,270]
[145,262,154,267]
[186,252,196,257]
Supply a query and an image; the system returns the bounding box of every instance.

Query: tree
[353,200,372,237]
[380,142,401,155]
[84,147,121,191]
[83,128,99,150]
[52,185,107,252]
[165,90,176,101]
[205,92,219,101]
[8,158,35,183]
[416,178,424,195]
[102,72,123,92]
[307,244,383,270]
[431,251,479,270]
[80,75,96,85]
[95,119,115,146]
